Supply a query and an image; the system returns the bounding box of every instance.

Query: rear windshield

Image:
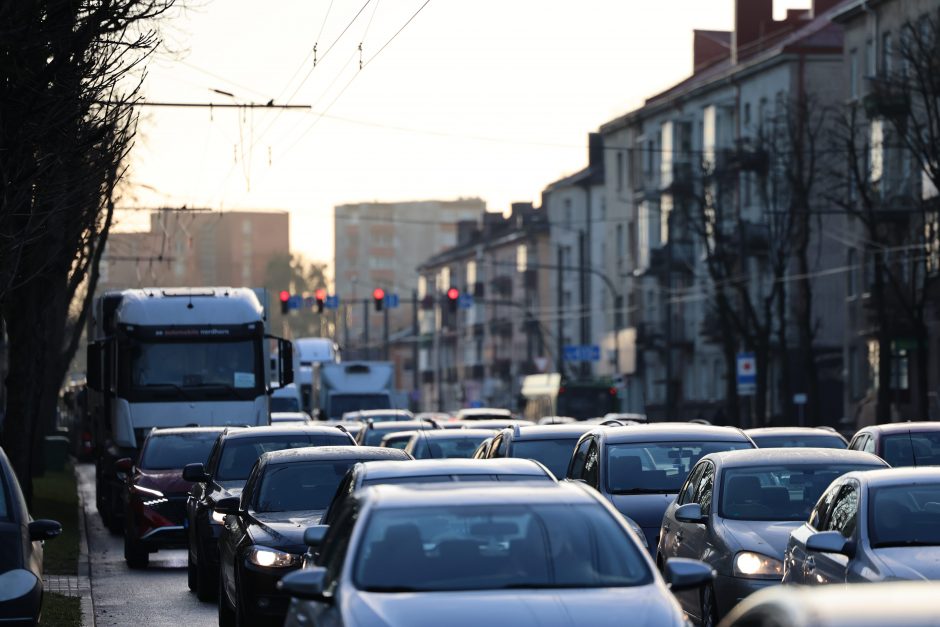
[361,474,549,487]
[255,460,355,512]
[216,434,351,481]
[270,397,300,412]
[607,441,752,494]
[751,434,846,450]
[139,432,219,470]
[511,439,579,478]
[362,426,430,447]
[330,395,391,416]
[412,435,490,459]
[881,432,940,467]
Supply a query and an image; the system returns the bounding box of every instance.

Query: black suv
[183,424,355,600]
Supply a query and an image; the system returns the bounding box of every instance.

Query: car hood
[134,469,192,496]
[875,547,940,581]
[608,493,675,530]
[717,518,802,559]
[349,586,682,627]
[248,510,324,552]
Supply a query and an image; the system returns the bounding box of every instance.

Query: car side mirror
[664,558,714,592]
[214,496,241,516]
[182,463,210,483]
[114,457,133,474]
[29,519,62,542]
[675,503,707,524]
[278,567,331,602]
[806,530,854,557]
[303,525,330,548]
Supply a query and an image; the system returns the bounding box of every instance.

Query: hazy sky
[127,0,812,265]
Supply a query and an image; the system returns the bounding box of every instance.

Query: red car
[118,427,223,568]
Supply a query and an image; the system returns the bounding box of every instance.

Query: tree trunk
[872,253,893,423]
[754,340,770,428]
[776,286,793,425]
[916,319,930,420]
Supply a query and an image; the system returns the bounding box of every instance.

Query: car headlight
[246,545,300,569]
[131,485,163,498]
[733,551,783,579]
[211,509,227,524]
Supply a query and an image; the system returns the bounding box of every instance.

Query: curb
[75,464,96,627]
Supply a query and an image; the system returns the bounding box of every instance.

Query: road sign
[736,352,756,396]
[563,345,601,362]
[324,295,339,310]
[386,293,400,309]
[288,295,303,311]
[457,293,474,309]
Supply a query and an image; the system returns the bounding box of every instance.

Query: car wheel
[700,584,719,627]
[123,532,149,569]
[195,542,218,602]
[218,575,236,627]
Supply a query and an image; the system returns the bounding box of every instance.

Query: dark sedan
[481,424,597,478]
[121,427,223,569]
[0,447,61,625]
[847,422,940,467]
[567,423,756,551]
[183,425,356,600]
[356,419,438,447]
[403,429,493,459]
[746,427,848,450]
[216,446,411,627]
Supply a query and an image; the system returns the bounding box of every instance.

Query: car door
[671,461,715,617]
[660,462,705,561]
[808,481,859,585]
[786,480,840,585]
[303,500,359,626]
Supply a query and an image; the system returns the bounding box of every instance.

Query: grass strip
[32,465,80,576]
[40,592,81,627]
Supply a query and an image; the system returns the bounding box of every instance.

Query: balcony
[715,140,769,175]
[864,77,911,119]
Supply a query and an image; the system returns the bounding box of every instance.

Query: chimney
[693,30,732,72]
[588,133,603,170]
[733,0,773,63]
[812,0,843,16]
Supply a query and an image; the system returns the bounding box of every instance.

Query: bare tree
[0,0,173,497]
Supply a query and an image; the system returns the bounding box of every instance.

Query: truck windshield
[127,340,260,392]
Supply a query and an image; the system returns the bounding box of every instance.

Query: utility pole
[343,304,350,356]
[383,305,390,361]
[412,290,419,407]
[579,231,589,379]
[362,299,370,361]
[556,247,565,376]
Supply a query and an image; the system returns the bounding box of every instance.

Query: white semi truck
[295,337,340,414]
[85,287,293,531]
[317,361,395,420]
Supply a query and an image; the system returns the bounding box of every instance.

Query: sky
[125,0,812,266]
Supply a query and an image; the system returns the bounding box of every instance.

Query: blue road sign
[458,293,474,309]
[737,352,757,396]
[324,295,339,310]
[563,345,601,362]
[288,295,303,311]
[386,293,400,309]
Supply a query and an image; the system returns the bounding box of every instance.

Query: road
[77,464,216,626]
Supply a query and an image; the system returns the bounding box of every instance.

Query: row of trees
[678,13,940,427]
[0,0,173,498]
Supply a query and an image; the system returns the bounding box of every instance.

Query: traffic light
[373,288,385,312]
[315,288,326,313]
[279,290,290,315]
[447,287,460,313]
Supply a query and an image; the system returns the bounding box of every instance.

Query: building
[101,209,290,292]
[598,0,849,424]
[416,204,551,411]
[333,198,486,359]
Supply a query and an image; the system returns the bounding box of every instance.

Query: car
[481,424,598,478]
[378,431,417,450]
[459,418,535,431]
[183,425,356,601]
[216,446,411,627]
[537,415,576,425]
[847,422,940,467]
[0,447,61,625]
[342,409,415,423]
[356,419,438,446]
[567,423,756,550]
[472,435,495,458]
[321,457,556,527]
[120,427,224,569]
[270,412,311,425]
[414,411,454,424]
[280,482,714,627]
[659,448,887,627]
[746,427,848,449]
[454,407,513,421]
[403,429,493,459]
[718,581,940,627]
[783,467,940,586]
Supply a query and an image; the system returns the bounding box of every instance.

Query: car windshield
[881,432,940,467]
[511,439,579,478]
[128,340,259,391]
[719,464,873,521]
[750,434,846,449]
[255,460,355,512]
[869,483,940,548]
[363,427,428,447]
[354,503,653,592]
[216,435,350,481]
[607,441,752,494]
[270,397,299,412]
[330,395,391,416]
[412,435,490,459]
[364,413,413,422]
[138,432,219,470]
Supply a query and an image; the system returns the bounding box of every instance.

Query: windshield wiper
[609,488,673,495]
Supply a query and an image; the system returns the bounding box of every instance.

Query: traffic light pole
[362,299,370,360]
[383,306,390,361]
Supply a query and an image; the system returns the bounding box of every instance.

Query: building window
[850,49,859,99]
[882,32,893,74]
[847,249,857,296]
[743,102,751,129]
[616,152,624,191]
[564,198,572,228]
[866,39,875,77]
[892,348,910,391]
[870,118,884,185]
[616,224,624,259]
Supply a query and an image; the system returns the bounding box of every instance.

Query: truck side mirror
[86,343,102,391]
[278,338,294,387]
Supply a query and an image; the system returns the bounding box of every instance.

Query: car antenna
[418,423,436,459]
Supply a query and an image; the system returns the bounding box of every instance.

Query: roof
[601,423,751,444]
[860,422,940,436]
[457,408,513,419]
[148,426,227,437]
[357,458,549,480]
[219,425,351,440]
[360,481,593,509]
[462,419,535,430]
[845,466,940,487]
[366,420,436,432]
[259,445,409,465]
[507,424,598,440]
[116,287,264,326]
[746,427,847,441]
[703,448,886,468]
[358,409,414,418]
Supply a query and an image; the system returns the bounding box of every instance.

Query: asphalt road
[77,464,216,626]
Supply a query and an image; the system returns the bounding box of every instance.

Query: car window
[204,437,223,476]
[216,434,349,481]
[319,501,358,591]
[323,473,356,526]
[750,434,846,449]
[882,432,940,467]
[868,482,940,548]
[606,440,751,495]
[0,472,9,521]
[826,483,859,538]
[809,482,840,530]
[694,462,715,512]
[862,435,876,455]
[412,435,490,460]
[678,463,706,505]
[254,461,356,512]
[847,434,864,451]
[583,441,600,488]
[510,438,580,478]
[493,435,508,458]
[568,437,591,479]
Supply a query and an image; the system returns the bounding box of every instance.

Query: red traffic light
[447,287,460,300]
[279,290,290,302]
[373,288,386,301]
[314,288,327,301]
